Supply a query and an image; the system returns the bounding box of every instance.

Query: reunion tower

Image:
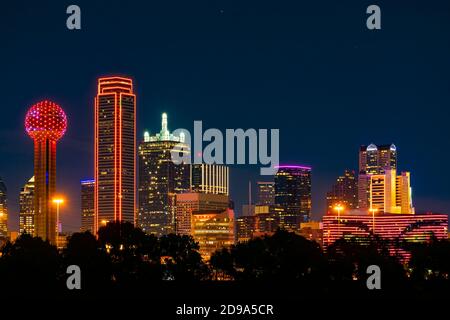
[25,100,67,244]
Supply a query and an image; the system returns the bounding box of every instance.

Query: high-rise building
[275,165,312,231]
[236,205,280,242]
[368,169,414,214]
[19,176,35,235]
[0,177,7,239]
[256,181,275,205]
[358,173,371,210]
[358,144,397,210]
[326,170,358,214]
[254,206,280,236]
[359,144,397,174]
[175,193,229,235]
[25,100,67,244]
[192,208,235,260]
[138,113,190,236]
[397,171,414,213]
[81,179,95,233]
[191,164,229,195]
[236,215,256,243]
[95,76,136,232]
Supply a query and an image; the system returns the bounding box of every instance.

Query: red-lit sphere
[25,100,67,141]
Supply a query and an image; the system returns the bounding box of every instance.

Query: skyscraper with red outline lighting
[95,76,136,232]
[25,100,67,244]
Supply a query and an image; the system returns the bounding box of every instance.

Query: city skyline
[1,91,448,233]
[2,1,450,233]
[1,91,449,232]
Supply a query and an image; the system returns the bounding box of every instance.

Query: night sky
[1,0,450,232]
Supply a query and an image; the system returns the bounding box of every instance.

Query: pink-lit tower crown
[25,100,67,244]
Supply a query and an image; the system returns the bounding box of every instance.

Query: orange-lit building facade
[95,77,136,232]
[175,193,229,236]
[192,209,235,260]
[368,169,414,214]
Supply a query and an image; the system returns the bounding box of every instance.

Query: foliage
[407,236,450,281]
[211,229,326,281]
[0,234,61,293]
[1,224,449,296]
[326,235,407,287]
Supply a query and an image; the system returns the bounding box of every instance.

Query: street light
[52,198,64,240]
[369,207,378,234]
[334,204,344,235]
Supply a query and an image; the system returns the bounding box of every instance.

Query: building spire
[144,131,150,142]
[161,112,169,139]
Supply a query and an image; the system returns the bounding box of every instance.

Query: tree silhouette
[159,234,209,281]
[2,222,449,298]
[326,235,406,289]
[96,222,208,284]
[0,234,61,294]
[97,221,162,287]
[63,231,112,292]
[408,237,450,281]
[210,248,234,280]
[211,229,325,281]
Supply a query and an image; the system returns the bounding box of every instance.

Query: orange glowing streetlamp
[52,198,64,235]
[334,204,344,219]
[369,207,378,234]
[334,204,344,235]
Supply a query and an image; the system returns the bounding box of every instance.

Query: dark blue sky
[1,0,450,232]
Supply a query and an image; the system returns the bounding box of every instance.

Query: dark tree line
[210,230,326,281]
[0,222,449,297]
[0,222,208,295]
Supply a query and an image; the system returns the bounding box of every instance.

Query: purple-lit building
[275,165,312,231]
